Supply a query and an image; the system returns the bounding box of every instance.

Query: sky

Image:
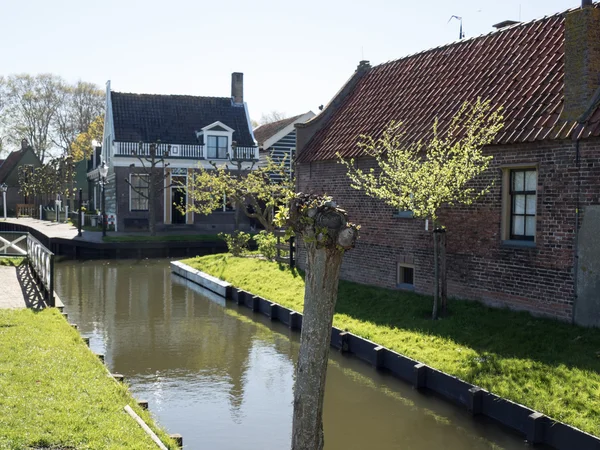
[0,0,580,124]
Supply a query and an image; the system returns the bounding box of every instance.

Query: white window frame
[129,173,149,212]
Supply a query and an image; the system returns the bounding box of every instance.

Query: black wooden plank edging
[171,261,600,450]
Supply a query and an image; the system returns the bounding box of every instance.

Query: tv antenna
[448,15,465,39]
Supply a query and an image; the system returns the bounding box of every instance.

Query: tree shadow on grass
[333,278,600,375]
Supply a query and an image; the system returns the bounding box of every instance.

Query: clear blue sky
[1,0,578,123]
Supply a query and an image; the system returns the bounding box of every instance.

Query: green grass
[103,234,220,243]
[182,253,600,437]
[0,257,25,267]
[0,308,178,450]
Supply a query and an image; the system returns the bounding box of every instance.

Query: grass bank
[0,257,25,267]
[181,253,600,437]
[103,234,219,243]
[0,308,177,449]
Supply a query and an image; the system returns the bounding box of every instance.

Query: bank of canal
[55,259,531,449]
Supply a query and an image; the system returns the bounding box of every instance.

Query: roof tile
[299,7,600,163]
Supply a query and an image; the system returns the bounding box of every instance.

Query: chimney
[231,72,243,104]
[21,138,29,150]
[562,2,600,122]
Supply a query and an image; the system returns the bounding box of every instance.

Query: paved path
[2,218,103,243]
[0,266,27,308]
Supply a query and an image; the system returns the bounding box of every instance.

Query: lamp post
[0,184,7,220]
[99,161,109,237]
[78,188,83,237]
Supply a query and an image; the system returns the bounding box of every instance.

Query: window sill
[501,240,536,249]
[396,283,415,291]
[393,211,414,219]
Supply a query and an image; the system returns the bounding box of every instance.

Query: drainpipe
[572,139,581,324]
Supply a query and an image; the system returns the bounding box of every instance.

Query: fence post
[49,254,55,307]
[39,204,42,220]
[289,235,295,269]
[276,233,281,261]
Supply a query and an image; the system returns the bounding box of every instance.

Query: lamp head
[99,161,109,179]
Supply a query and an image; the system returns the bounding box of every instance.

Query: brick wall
[296,138,600,321]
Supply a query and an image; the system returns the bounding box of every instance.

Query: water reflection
[55,260,529,450]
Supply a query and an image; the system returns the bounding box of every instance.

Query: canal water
[55,259,528,450]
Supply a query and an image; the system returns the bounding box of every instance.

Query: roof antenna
[448,15,465,39]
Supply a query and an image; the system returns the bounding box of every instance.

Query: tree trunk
[440,229,447,316]
[234,200,240,231]
[291,240,343,450]
[432,229,439,320]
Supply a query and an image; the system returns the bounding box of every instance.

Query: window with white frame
[130,174,149,211]
[397,263,415,287]
[207,136,228,159]
[509,169,537,241]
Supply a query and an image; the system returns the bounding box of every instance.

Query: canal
[56,259,529,450]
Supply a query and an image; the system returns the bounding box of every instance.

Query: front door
[171,188,186,224]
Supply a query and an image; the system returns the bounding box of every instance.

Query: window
[130,174,149,211]
[397,263,415,288]
[207,136,228,159]
[509,169,536,241]
[217,192,235,212]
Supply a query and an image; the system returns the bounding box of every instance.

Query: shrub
[254,231,277,260]
[218,231,251,256]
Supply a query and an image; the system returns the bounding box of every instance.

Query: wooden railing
[113,142,259,161]
[274,230,295,268]
[0,232,28,256]
[27,234,55,307]
[16,204,36,218]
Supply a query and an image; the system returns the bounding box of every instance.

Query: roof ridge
[111,91,231,100]
[371,3,585,70]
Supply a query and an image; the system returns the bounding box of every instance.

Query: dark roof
[0,149,27,183]
[253,114,304,146]
[299,5,600,163]
[111,92,255,147]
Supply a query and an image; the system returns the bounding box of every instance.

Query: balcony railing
[114,142,259,161]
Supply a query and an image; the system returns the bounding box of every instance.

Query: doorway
[171,188,186,224]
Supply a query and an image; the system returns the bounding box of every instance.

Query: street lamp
[99,161,109,237]
[0,184,7,220]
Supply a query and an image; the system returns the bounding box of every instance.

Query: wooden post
[289,235,295,269]
[432,230,439,320]
[440,229,447,315]
[276,233,281,261]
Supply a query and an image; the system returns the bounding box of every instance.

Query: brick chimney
[21,138,29,150]
[562,2,600,122]
[231,72,243,104]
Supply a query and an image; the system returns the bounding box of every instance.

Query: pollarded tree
[339,98,503,319]
[125,141,172,236]
[276,193,359,450]
[185,156,294,233]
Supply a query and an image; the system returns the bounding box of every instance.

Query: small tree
[276,193,359,450]
[339,98,503,319]
[125,142,171,236]
[185,156,294,233]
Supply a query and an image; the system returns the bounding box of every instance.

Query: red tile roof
[298,5,600,163]
[253,114,304,146]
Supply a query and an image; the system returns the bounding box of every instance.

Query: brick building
[295,2,600,325]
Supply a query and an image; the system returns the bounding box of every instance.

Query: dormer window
[207,136,228,159]
[198,121,235,160]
